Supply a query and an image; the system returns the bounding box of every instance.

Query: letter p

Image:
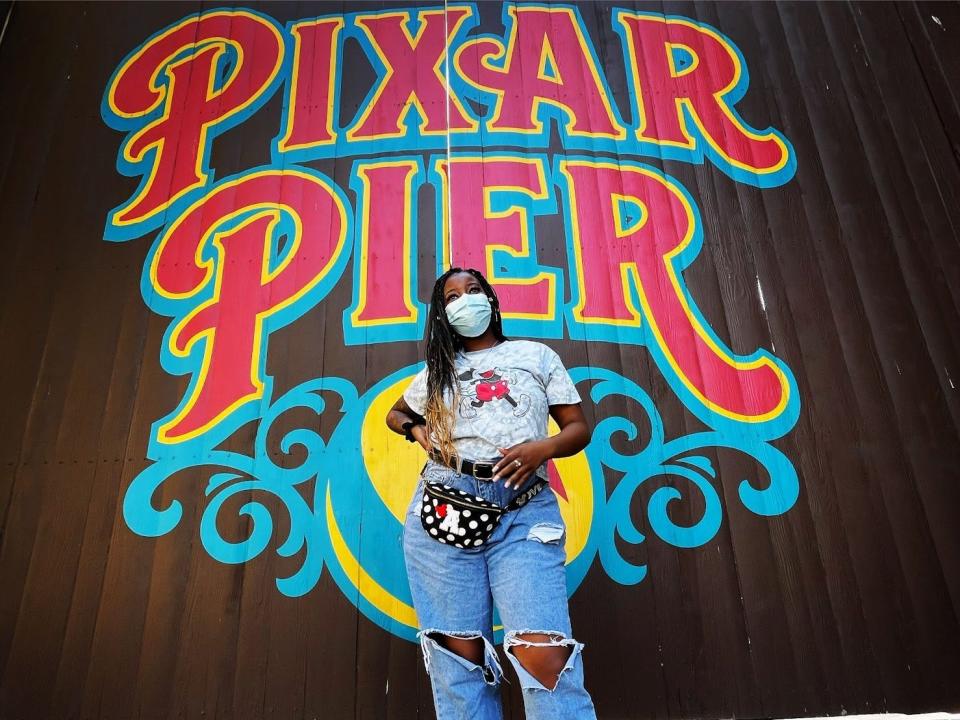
[104,10,284,237]
[149,169,350,444]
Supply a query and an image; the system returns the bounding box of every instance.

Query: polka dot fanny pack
[419,480,547,549]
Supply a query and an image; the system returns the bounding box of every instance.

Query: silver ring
[513,459,522,469]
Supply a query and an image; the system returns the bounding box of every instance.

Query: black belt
[429,451,497,481]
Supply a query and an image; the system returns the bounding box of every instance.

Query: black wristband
[401,417,425,442]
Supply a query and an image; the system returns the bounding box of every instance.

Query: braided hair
[423,267,507,464]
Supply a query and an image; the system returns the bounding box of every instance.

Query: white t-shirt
[403,340,581,479]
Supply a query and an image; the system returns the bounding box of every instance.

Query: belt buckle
[473,462,494,481]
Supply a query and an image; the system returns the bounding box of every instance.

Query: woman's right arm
[386,396,433,452]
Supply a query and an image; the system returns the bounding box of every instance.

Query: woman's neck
[460,328,500,353]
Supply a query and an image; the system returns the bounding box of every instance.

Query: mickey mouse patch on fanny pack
[419,483,504,549]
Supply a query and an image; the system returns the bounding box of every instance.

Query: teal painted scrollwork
[122,366,799,641]
[572,366,799,585]
[123,376,360,597]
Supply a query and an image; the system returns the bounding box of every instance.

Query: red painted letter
[278,18,344,151]
[560,159,788,422]
[149,170,349,443]
[106,10,283,230]
[617,12,789,174]
[436,155,555,320]
[346,7,476,140]
[456,6,624,139]
[350,160,421,326]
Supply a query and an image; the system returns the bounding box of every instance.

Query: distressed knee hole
[504,630,582,692]
[527,522,565,544]
[427,631,485,665]
[417,629,504,686]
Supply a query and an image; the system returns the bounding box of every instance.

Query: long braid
[423,267,507,464]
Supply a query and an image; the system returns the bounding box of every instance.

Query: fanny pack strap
[504,477,549,511]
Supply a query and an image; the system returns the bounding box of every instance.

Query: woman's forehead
[443,272,479,293]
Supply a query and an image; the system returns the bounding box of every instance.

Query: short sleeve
[403,366,429,417]
[543,347,581,406]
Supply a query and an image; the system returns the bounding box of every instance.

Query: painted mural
[102,3,801,642]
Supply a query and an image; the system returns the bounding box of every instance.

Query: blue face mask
[445,292,492,337]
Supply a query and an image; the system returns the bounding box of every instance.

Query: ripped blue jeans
[403,460,597,720]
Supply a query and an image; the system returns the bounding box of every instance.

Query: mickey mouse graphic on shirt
[457,367,531,419]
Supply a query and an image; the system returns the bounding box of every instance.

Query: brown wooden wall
[1,2,959,719]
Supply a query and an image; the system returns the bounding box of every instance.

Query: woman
[385,267,598,719]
